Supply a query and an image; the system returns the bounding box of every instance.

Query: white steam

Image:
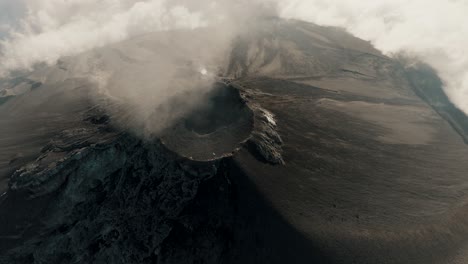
[0,0,275,135]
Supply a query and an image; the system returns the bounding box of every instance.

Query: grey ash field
[1,19,468,264]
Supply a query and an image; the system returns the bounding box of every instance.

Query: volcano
[1,19,468,264]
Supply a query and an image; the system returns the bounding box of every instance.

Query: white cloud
[0,0,205,74]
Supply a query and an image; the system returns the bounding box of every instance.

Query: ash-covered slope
[1,19,468,264]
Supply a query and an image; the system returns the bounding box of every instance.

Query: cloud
[0,0,207,75]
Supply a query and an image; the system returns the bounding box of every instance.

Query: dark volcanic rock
[2,122,220,263]
[1,19,468,264]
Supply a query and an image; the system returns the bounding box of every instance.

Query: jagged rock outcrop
[240,88,284,165]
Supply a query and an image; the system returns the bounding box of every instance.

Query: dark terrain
[1,19,468,263]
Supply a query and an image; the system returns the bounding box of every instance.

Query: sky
[0,0,467,114]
